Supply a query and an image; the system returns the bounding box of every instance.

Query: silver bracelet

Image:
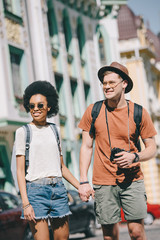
[23,203,31,210]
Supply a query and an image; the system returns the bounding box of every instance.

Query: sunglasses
[102,80,123,88]
[28,103,45,110]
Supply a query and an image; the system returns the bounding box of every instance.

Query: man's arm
[138,136,157,161]
[79,130,94,201]
[114,136,157,168]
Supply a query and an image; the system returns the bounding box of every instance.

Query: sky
[128,0,160,35]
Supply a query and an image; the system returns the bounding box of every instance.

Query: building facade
[0,0,160,204]
[0,0,126,192]
[118,5,160,203]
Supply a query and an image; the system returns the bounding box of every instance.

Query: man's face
[102,72,127,100]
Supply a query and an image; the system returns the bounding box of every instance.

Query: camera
[110,147,124,162]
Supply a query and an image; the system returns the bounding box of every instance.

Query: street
[69,220,160,240]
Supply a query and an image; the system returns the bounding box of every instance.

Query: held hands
[112,151,135,168]
[78,183,95,202]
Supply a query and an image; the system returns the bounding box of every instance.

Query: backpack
[89,100,142,152]
[11,123,61,192]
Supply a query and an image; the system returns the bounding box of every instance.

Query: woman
[16,81,79,240]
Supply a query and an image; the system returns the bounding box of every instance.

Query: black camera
[110,147,124,162]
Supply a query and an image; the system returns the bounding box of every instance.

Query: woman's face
[29,94,51,125]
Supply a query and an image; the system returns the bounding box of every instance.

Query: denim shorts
[94,180,147,225]
[21,178,71,219]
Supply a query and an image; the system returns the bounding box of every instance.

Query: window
[62,11,72,52]
[55,73,68,139]
[70,79,80,119]
[47,7,58,38]
[3,0,22,18]
[66,151,72,168]
[84,82,91,106]
[9,46,28,103]
[77,17,86,68]
[9,46,23,100]
[98,32,106,65]
[47,1,59,53]
[0,153,5,190]
[55,73,66,117]
[77,21,85,56]
[0,145,13,190]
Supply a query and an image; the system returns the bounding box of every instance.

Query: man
[78,62,157,240]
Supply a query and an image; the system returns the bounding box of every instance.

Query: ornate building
[1,1,159,205]
[0,0,126,192]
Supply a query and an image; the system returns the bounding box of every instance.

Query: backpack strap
[49,123,61,155]
[23,124,31,175]
[89,100,103,137]
[134,103,142,152]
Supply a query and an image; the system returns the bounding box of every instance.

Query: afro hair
[23,80,59,118]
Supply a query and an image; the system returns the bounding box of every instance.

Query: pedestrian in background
[16,81,79,240]
[78,62,157,240]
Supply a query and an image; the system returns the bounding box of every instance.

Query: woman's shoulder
[46,122,60,134]
[16,125,30,138]
[16,126,25,134]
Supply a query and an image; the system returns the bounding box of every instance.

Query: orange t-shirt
[78,100,157,185]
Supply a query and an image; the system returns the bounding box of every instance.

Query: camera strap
[105,101,131,152]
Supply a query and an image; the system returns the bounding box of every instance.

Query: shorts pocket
[54,181,67,197]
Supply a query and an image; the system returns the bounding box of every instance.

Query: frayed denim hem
[49,211,72,219]
[20,211,72,220]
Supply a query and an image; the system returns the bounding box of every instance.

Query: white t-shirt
[15,124,62,181]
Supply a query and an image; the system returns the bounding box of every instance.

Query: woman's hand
[24,204,36,223]
[78,183,95,202]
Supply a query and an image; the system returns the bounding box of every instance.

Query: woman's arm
[17,155,36,222]
[60,156,80,190]
[17,155,29,206]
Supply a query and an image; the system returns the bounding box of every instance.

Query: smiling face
[29,94,51,125]
[102,72,127,101]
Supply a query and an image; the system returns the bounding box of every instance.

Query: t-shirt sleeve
[78,104,93,132]
[140,108,157,139]
[15,127,26,156]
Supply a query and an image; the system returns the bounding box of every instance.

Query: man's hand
[112,151,135,168]
[78,183,94,202]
